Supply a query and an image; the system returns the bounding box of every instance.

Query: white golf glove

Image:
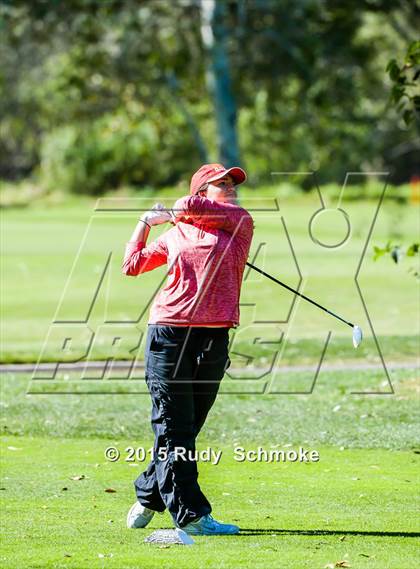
[142,203,175,226]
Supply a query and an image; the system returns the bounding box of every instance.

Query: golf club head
[352,325,363,348]
[175,528,195,545]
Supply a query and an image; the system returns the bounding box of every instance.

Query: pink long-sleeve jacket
[122,195,254,328]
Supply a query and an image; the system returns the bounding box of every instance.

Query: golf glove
[142,203,175,226]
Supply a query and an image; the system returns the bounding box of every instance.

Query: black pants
[134,324,231,527]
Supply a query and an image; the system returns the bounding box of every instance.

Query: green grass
[1,355,419,568]
[1,189,419,364]
[2,368,419,449]
[1,437,419,569]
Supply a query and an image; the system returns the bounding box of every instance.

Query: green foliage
[373,241,420,279]
[40,105,203,194]
[40,113,161,195]
[373,242,401,262]
[406,242,420,256]
[0,1,418,192]
[379,41,419,279]
[387,40,420,126]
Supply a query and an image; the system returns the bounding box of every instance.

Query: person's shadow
[238,528,420,538]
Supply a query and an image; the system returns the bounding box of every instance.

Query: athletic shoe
[180,514,239,535]
[126,501,155,529]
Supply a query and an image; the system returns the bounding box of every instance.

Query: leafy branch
[386,40,420,126]
[373,242,419,279]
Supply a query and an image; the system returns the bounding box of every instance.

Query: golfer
[122,163,254,536]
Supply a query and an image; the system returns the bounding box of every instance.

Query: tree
[1,0,418,191]
[200,0,240,167]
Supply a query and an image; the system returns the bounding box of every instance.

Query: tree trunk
[200,0,241,167]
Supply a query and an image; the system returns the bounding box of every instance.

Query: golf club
[246,262,363,348]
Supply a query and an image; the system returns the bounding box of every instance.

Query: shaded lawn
[1,368,419,448]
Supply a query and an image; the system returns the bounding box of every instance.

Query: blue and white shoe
[126,501,155,529]
[180,514,239,535]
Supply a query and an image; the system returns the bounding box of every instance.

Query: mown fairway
[1,188,419,365]
[1,368,419,568]
[1,437,419,569]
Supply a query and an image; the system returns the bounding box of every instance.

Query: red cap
[190,163,247,195]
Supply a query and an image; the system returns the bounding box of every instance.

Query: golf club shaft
[246,262,354,329]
